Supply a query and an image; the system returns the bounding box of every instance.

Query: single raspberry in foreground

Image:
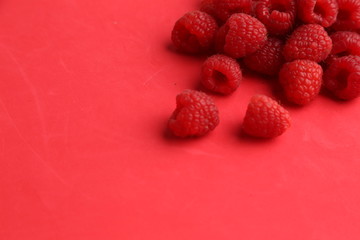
[244,37,285,76]
[279,60,323,105]
[323,56,360,100]
[297,0,338,27]
[201,54,242,95]
[283,24,332,62]
[326,31,360,65]
[215,13,267,58]
[242,95,291,138]
[168,90,220,137]
[332,0,360,31]
[255,0,296,36]
[171,11,218,54]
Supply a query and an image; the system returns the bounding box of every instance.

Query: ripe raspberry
[215,13,267,58]
[213,0,253,22]
[326,31,360,65]
[255,0,296,36]
[200,0,218,21]
[168,90,220,137]
[201,54,242,94]
[297,0,338,27]
[332,0,360,31]
[279,60,323,105]
[283,24,332,62]
[243,37,285,76]
[323,56,360,100]
[242,95,291,138]
[171,11,218,54]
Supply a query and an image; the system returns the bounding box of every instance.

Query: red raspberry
[200,0,218,21]
[332,0,360,31]
[255,0,296,36]
[297,0,338,27]
[201,54,242,94]
[168,90,220,137]
[283,24,332,62]
[215,13,267,58]
[242,95,291,138]
[326,31,360,65]
[213,0,253,22]
[279,60,323,105]
[323,56,360,100]
[243,37,285,76]
[171,11,218,54]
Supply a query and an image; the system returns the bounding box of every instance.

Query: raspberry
[242,95,291,138]
[171,11,218,54]
[326,31,360,65]
[213,0,253,22]
[283,24,332,62]
[297,0,338,27]
[200,0,218,21]
[215,13,267,58]
[255,0,296,36]
[323,56,360,100]
[279,60,323,105]
[201,54,242,94]
[243,37,285,76]
[332,0,360,31]
[168,90,220,137]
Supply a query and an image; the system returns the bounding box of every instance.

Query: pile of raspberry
[168,0,360,138]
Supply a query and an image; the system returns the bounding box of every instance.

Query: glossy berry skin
[297,0,338,27]
[243,95,291,138]
[283,24,332,62]
[215,13,267,58]
[255,0,296,36]
[244,37,285,76]
[168,90,220,137]
[201,54,242,94]
[324,56,360,100]
[279,60,323,105]
[213,0,253,22]
[171,11,218,54]
[332,0,360,31]
[326,31,360,65]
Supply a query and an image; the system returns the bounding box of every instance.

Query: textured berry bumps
[326,31,360,64]
[297,0,338,27]
[216,13,267,58]
[255,0,296,35]
[280,60,323,105]
[168,90,220,137]
[201,54,242,94]
[243,95,291,138]
[332,0,360,31]
[213,0,253,22]
[171,11,218,54]
[283,24,332,62]
[244,37,285,76]
[324,56,360,100]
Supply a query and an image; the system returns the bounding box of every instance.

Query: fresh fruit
[255,0,296,35]
[215,13,267,58]
[242,95,291,138]
[332,0,360,31]
[171,11,218,54]
[326,31,360,65]
[283,24,332,62]
[323,56,360,100]
[168,90,220,137]
[201,54,242,94]
[297,0,338,27]
[213,0,253,22]
[244,37,285,76]
[279,60,323,105]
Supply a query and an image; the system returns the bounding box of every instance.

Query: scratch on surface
[0,44,49,147]
[58,55,71,73]
[143,65,170,86]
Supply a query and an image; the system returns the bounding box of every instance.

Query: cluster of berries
[168,0,360,138]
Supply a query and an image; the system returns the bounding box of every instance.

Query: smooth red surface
[0,0,360,239]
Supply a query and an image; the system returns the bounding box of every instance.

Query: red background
[1,0,360,239]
